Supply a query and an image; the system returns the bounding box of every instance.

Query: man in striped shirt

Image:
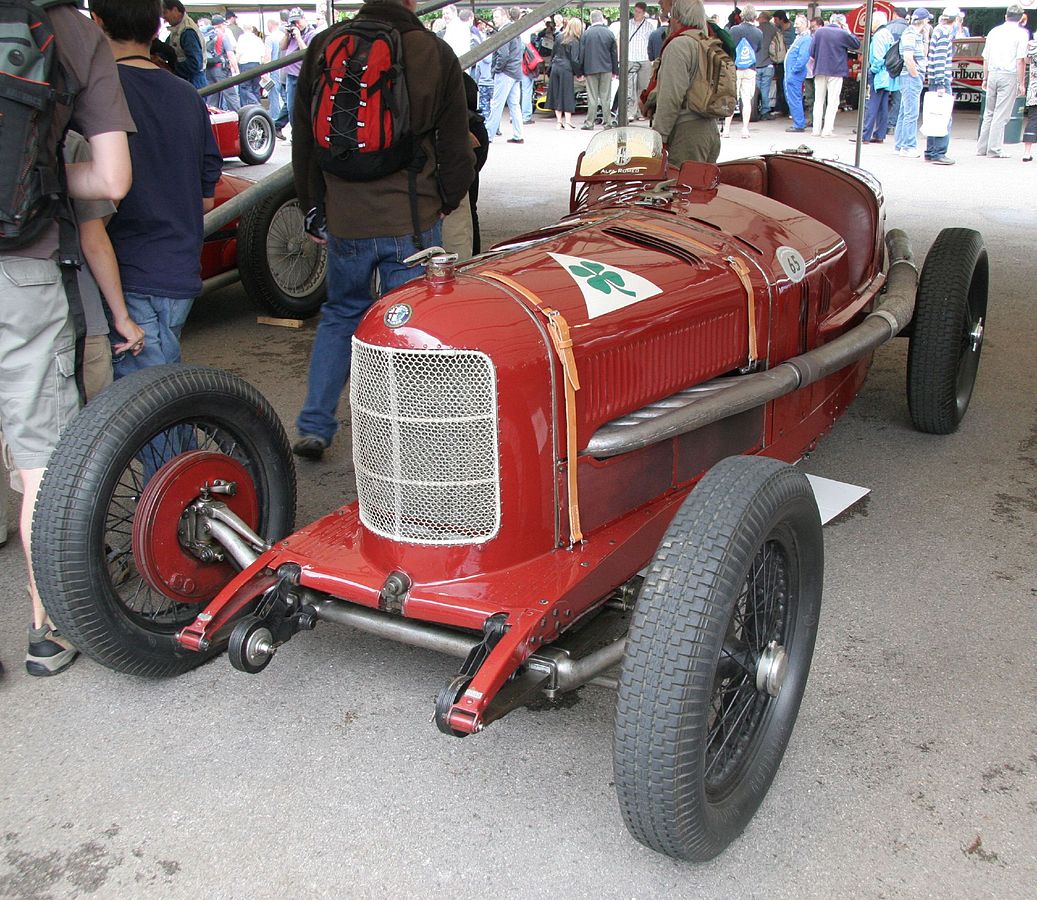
[893,8,929,156]
[625,2,657,120]
[925,8,958,164]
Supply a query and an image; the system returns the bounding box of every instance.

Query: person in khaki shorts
[0,3,134,678]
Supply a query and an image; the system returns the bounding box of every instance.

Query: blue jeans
[111,293,194,379]
[520,72,533,122]
[238,62,261,107]
[862,74,889,141]
[111,293,195,478]
[265,71,283,123]
[206,65,240,112]
[296,223,441,444]
[276,74,298,129]
[888,87,902,135]
[485,74,522,141]
[756,64,774,116]
[784,74,806,128]
[894,74,922,150]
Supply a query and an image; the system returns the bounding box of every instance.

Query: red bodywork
[177,146,886,734]
[200,171,249,279]
[209,107,245,160]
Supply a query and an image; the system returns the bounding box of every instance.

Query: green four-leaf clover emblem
[568,261,636,297]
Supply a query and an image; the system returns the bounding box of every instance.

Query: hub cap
[755,641,788,697]
[244,625,274,667]
[132,451,259,604]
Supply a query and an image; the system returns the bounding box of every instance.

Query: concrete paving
[1,108,1035,898]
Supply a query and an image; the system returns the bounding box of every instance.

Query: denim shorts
[0,256,79,471]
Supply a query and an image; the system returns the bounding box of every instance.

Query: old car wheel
[613,456,823,862]
[228,615,276,674]
[907,227,987,434]
[32,365,296,677]
[238,181,327,319]
[236,105,275,165]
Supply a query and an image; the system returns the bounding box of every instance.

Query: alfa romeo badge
[384,303,413,328]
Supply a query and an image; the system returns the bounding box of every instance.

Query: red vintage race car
[33,129,986,862]
[209,104,276,166]
[202,103,327,318]
[202,171,327,319]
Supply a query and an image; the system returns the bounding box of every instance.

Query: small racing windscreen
[578,126,665,179]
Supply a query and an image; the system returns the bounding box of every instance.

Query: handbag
[920,90,953,136]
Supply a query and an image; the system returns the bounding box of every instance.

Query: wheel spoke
[705,689,759,779]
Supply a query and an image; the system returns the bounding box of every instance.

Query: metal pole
[458,0,571,71]
[618,0,630,126]
[198,48,306,97]
[854,0,875,168]
[203,165,293,237]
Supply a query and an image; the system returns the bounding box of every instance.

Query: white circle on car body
[776,246,807,283]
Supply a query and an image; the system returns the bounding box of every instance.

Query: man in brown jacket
[291,0,475,460]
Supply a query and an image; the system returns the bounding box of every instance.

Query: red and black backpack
[311,18,418,182]
[0,0,80,251]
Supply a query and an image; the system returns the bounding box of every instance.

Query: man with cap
[976,4,1029,159]
[275,8,315,137]
[924,8,960,164]
[225,10,243,40]
[205,14,241,111]
[893,8,929,157]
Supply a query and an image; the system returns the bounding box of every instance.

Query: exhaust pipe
[312,598,623,692]
[586,230,917,458]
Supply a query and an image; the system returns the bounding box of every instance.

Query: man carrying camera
[275,7,316,137]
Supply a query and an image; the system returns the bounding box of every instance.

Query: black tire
[32,365,296,677]
[907,227,987,434]
[236,105,275,165]
[613,456,823,862]
[238,182,327,319]
[228,615,275,674]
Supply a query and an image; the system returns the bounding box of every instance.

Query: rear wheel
[238,182,327,319]
[613,456,823,862]
[32,365,296,676]
[907,227,987,434]
[236,105,275,165]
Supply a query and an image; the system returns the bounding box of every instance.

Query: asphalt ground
[1,107,1035,898]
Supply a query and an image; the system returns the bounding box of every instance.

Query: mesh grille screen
[351,340,500,544]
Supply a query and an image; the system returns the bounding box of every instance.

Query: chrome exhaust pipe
[586,230,917,458]
[311,598,624,693]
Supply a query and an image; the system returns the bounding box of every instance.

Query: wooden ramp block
[256,316,305,329]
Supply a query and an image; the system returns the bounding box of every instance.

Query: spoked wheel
[907,227,988,434]
[32,365,296,677]
[236,105,275,165]
[238,182,327,319]
[613,456,823,862]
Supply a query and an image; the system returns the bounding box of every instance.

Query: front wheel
[613,456,823,862]
[236,105,275,165]
[32,365,296,677]
[238,182,327,319]
[907,227,987,434]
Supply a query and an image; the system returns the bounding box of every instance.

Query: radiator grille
[350,340,500,544]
